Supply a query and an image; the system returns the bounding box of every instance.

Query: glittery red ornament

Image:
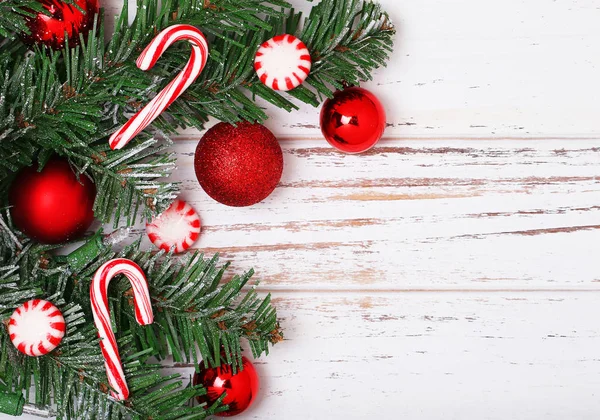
[320,86,386,154]
[193,357,259,417]
[9,158,96,244]
[22,0,100,50]
[194,122,283,207]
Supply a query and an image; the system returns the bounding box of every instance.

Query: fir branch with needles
[0,1,48,38]
[0,0,394,226]
[0,0,394,417]
[0,218,282,418]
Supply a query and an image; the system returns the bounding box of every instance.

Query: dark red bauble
[194,122,283,207]
[193,357,260,417]
[320,86,386,154]
[9,158,96,244]
[22,0,100,50]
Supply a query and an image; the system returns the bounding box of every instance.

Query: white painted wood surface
[17,0,600,419]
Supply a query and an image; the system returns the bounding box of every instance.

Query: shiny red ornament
[193,357,259,417]
[194,122,284,207]
[9,158,96,244]
[320,86,386,154]
[22,0,99,50]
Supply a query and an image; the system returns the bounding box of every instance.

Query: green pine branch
[63,235,282,371]
[0,0,394,226]
[0,0,82,39]
[0,217,281,418]
[194,0,396,116]
[0,1,395,417]
[0,1,45,39]
[122,0,396,129]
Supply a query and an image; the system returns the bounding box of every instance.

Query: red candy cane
[90,259,154,400]
[109,24,209,150]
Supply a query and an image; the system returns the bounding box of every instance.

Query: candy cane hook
[109,24,209,150]
[90,258,154,400]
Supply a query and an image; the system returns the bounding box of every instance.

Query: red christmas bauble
[9,158,96,244]
[194,122,283,207]
[320,86,386,154]
[22,0,100,50]
[193,357,259,417]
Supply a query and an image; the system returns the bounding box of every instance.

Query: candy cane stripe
[90,259,154,400]
[109,25,209,150]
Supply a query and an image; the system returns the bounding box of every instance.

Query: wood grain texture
[247,293,600,419]
[17,0,600,419]
[154,293,600,419]
[131,139,600,291]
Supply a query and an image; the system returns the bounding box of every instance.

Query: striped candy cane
[90,259,154,400]
[109,24,209,150]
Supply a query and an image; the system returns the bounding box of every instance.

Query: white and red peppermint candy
[9,299,65,357]
[146,199,201,254]
[90,259,153,400]
[254,34,312,91]
[109,24,209,150]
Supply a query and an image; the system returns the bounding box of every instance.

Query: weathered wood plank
[87,293,600,419]
[249,292,600,419]
[24,293,600,419]
[121,139,600,290]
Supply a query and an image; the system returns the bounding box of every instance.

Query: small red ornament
[194,122,283,207]
[22,0,100,50]
[320,86,386,154]
[9,158,96,244]
[193,357,259,417]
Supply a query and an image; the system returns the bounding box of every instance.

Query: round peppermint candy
[146,199,201,253]
[254,34,312,91]
[9,299,65,357]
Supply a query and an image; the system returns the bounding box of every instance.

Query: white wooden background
[19,0,600,419]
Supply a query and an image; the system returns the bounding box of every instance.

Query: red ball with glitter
[193,357,259,417]
[22,0,100,50]
[9,158,96,244]
[194,122,283,207]
[320,86,386,154]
